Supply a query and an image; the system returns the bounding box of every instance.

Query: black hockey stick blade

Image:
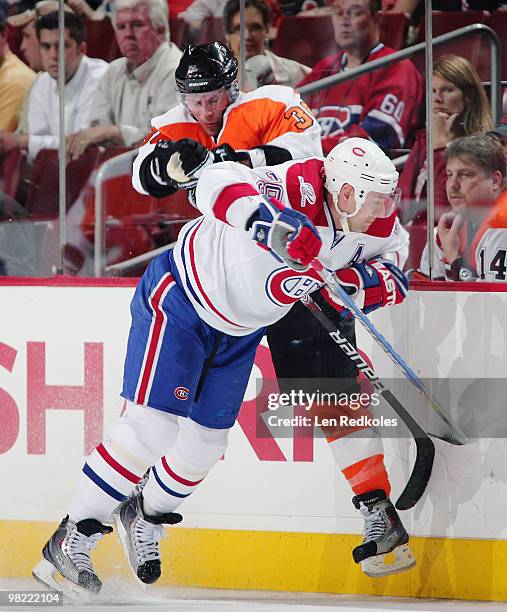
[382,389,435,510]
[301,295,434,509]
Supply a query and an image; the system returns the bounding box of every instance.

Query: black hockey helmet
[175,42,239,95]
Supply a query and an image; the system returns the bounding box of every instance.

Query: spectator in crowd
[66,0,182,160]
[223,0,310,89]
[180,0,282,38]
[6,0,73,71]
[0,0,36,133]
[297,0,422,154]
[0,11,107,161]
[398,54,493,224]
[420,134,506,281]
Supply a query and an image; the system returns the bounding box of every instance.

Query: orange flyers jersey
[470,190,507,282]
[132,85,322,195]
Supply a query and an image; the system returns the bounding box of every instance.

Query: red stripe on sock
[161,456,203,487]
[96,443,141,484]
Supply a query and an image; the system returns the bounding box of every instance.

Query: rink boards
[1,278,507,600]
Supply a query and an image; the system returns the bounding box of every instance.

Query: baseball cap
[7,0,73,28]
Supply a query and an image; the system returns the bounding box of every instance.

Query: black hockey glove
[166,139,249,189]
[138,139,180,198]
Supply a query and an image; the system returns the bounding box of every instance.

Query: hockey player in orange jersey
[132,41,322,198]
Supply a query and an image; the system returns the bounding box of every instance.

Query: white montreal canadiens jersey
[172,158,408,336]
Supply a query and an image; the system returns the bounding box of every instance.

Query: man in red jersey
[297,0,422,153]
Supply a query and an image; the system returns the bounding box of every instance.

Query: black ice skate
[352,489,416,577]
[115,492,182,586]
[32,516,112,601]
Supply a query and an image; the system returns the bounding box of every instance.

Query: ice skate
[32,516,112,601]
[114,492,182,586]
[352,489,416,577]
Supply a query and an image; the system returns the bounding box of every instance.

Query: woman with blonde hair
[398,53,493,224]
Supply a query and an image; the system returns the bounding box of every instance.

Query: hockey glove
[138,139,180,197]
[246,197,322,270]
[166,139,246,189]
[320,259,408,317]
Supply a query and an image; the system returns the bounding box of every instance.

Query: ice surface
[1,578,507,612]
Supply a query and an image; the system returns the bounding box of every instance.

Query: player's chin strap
[331,192,361,234]
[309,258,468,446]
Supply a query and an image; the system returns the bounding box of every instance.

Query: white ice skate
[352,489,416,577]
[32,516,112,602]
[114,492,182,586]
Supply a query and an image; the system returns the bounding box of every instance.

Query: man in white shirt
[0,10,107,161]
[66,0,182,160]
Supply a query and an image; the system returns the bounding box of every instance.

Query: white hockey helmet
[324,137,400,230]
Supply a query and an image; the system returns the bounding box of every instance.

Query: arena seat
[194,16,226,45]
[404,223,428,272]
[413,10,489,78]
[272,14,337,68]
[84,18,121,62]
[484,10,507,81]
[379,12,410,50]
[169,17,190,49]
[25,147,102,218]
[2,149,28,202]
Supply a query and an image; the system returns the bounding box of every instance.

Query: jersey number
[479,248,507,280]
[380,94,405,122]
[284,104,314,131]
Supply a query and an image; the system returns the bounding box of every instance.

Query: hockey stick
[300,293,434,510]
[310,259,468,446]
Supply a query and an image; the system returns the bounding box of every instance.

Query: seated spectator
[6,0,74,71]
[398,54,493,224]
[223,0,310,89]
[0,0,36,134]
[420,134,506,281]
[296,0,422,154]
[66,0,182,160]
[0,10,107,161]
[180,0,282,38]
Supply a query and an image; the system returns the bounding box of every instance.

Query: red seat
[84,18,121,62]
[194,16,226,45]
[413,10,489,78]
[379,12,410,50]
[404,223,427,272]
[484,10,507,81]
[25,147,102,218]
[272,14,337,68]
[169,17,190,49]
[2,149,27,202]
[6,24,23,61]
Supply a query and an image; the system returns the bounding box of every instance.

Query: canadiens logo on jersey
[316,105,361,137]
[266,267,321,306]
[174,386,190,400]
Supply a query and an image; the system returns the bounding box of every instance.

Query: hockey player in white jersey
[33,138,413,600]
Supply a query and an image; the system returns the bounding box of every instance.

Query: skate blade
[32,558,94,603]
[114,513,148,591]
[360,543,416,578]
